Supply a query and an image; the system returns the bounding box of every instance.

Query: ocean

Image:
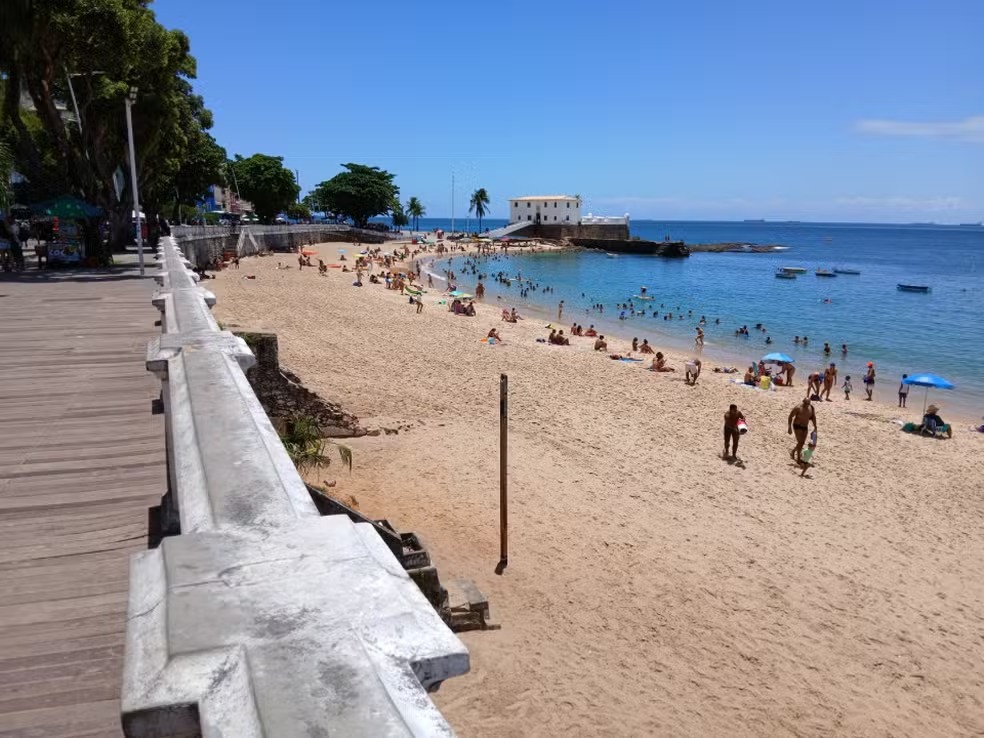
[406,219,984,416]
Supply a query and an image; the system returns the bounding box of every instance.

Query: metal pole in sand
[495,373,509,575]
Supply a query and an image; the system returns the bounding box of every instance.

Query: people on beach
[723,404,746,460]
[898,374,909,407]
[807,371,822,398]
[864,362,876,400]
[651,352,675,372]
[787,398,818,462]
[695,326,704,347]
[842,375,852,400]
[744,366,756,385]
[594,335,608,351]
[487,328,502,342]
[921,405,953,438]
[798,439,817,477]
[585,325,597,337]
[685,358,702,385]
[822,363,838,401]
[784,362,795,387]
[640,339,654,354]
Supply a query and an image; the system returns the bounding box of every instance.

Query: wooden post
[495,374,509,575]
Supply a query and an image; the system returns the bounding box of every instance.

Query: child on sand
[842,375,852,400]
[799,440,816,476]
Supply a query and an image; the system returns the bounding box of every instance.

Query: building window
[527,202,530,208]
[553,215,557,221]
[565,216,570,221]
[567,202,570,208]
[527,215,531,221]
[553,202,557,208]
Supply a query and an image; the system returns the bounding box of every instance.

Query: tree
[0,137,12,212]
[286,202,310,221]
[469,188,491,232]
[313,164,399,228]
[405,196,426,231]
[0,0,223,255]
[391,202,409,229]
[227,154,299,223]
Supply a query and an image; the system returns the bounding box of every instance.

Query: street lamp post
[124,86,144,276]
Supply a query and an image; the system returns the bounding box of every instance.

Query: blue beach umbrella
[762,352,795,364]
[903,373,955,414]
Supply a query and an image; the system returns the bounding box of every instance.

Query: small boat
[775,270,797,279]
[633,294,654,300]
[897,284,931,293]
[833,268,861,275]
[606,253,618,259]
[780,266,807,273]
[816,270,837,277]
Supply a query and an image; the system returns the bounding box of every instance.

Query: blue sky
[155,0,983,223]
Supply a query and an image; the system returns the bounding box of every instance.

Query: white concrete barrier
[122,238,469,737]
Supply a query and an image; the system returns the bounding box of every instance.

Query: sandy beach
[211,241,984,737]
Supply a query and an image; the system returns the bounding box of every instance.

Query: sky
[154,0,984,223]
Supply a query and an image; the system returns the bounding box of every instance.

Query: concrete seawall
[120,237,469,737]
[172,224,398,267]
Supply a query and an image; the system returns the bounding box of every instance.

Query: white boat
[780,266,807,273]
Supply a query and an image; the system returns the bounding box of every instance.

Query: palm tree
[469,188,490,232]
[406,197,425,231]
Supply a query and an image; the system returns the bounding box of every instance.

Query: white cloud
[855,116,984,143]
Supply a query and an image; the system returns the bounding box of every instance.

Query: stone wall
[123,237,468,737]
[237,331,364,437]
[504,222,631,241]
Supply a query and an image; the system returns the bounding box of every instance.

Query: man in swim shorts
[787,398,817,462]
[723,404,745,461]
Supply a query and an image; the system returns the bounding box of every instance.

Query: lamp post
[124,86,144,276]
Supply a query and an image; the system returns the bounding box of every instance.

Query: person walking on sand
[557,300,564,322]
[822,362,838,401]
[723,404,745,461]
[788,398,817,462]
[864,362,876,400]
[842,375,853,400]
[898,374,909,408]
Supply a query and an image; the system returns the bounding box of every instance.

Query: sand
[211,242,984,737]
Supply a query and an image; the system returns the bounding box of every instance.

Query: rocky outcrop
[235,331,364,437]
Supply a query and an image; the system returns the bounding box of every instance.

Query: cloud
[834,196,964,212]
[855,116,984,142]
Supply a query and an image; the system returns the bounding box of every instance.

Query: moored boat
[816,269,837,277]
[775,269,797,279]
[780,266,807,273]
[833,268,861,275]
[897,283,931,293]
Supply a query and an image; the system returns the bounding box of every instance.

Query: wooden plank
[0,268,163,736]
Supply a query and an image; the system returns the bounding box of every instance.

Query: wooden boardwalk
[0,269,164,737]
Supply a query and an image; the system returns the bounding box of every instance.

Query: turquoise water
[419,220,984,415]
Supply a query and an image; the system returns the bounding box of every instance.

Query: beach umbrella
[902,373,955,414]
[761,352,795,363]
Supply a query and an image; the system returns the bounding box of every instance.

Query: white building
[509,195,581,225]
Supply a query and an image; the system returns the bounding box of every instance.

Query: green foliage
[313,163,399,228]
[280,416,353,474]
[0,0,224,249]
[0,137,11,212]
[227,154,299,223]
[391,202,409,228]
[469,188,491,231]
[406,196,426,231]
[286,202,311,221]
